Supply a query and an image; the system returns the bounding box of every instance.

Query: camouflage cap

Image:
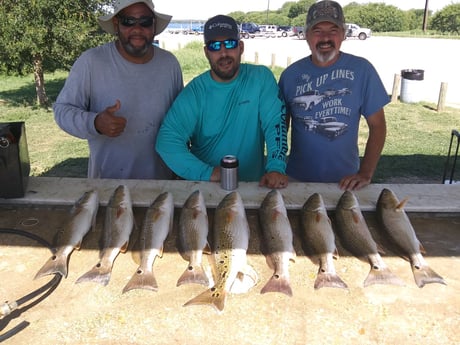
[306,0,346,31]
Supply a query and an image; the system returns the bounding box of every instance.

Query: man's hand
[259,171,288,189]
[94,100,127,137]
[339,172,371,191]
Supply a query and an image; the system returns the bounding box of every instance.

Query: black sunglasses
[206,39,239,52]
[118,16,154,28]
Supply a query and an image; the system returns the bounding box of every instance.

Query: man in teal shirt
[156,15,288,189]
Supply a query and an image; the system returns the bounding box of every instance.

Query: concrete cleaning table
[0,177,459,345]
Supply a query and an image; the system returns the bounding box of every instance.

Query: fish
[183,191,257,313]
[34,190,99,279]
[123,192,174,293]
[300,193,348,290]
[258,189,296,296]
[376,188,446,288]
[76,185,134,286]
[334,191,404,287]
[176,190,210,287]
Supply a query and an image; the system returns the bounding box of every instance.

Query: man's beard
[120,35,151,57]
[313,41,339,64]
[211,57,239,81]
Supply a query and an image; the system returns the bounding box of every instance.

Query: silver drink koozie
[220,155,238,190]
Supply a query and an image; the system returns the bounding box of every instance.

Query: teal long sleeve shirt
[156,64,287,182]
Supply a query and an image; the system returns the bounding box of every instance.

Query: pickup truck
[346,23,371,40]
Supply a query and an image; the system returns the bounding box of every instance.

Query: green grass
[1,43,459,183]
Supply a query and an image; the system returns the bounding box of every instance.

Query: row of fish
[303,189,445,291]
[34,185,446,313]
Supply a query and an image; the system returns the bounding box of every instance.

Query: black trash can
[400,69,424,103]
[0,122,30,198]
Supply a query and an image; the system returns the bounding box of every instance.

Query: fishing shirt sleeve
[257,67,288,174]
[155,81,214,181]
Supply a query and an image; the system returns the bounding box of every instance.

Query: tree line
[0,0,459,107]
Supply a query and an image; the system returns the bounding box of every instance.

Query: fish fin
[230,265,259,294]
[315,213,321,223]
[260,274,293,297]
[116,206,126,219]
[376,243,386,255]
[265,255,275,270]
[122,268,158,293]
[412,264,446,288]
[314,270,348,290]
[74,240,83,251]
[333,248,340,260]
[176,264,209,287]
[75,262,112,286]
[120,241,130,254]
[183,287,226,313]
[158,245,164,259]
[419,243,427,255]
[203,242,212,255]
[34,254,68,279]
[395,197,409,211]
[363,266,405,287]
[350,209,361,224]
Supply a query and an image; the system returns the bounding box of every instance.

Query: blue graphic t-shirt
[279,52,389,182]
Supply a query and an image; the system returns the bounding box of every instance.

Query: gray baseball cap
[306,0,346,32]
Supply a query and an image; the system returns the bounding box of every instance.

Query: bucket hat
[98,0,172,35]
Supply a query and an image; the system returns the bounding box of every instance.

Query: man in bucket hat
[279,0,388,190]
[54,0,183,179]
[156,15,288,189]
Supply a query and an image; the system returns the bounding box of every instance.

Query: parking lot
[157,33,460,108]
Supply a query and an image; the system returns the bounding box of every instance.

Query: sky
[153,0,459,20]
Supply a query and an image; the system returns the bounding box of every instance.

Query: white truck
[346,23,371,40]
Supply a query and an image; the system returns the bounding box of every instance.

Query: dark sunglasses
[118,16,154,28]
[206,39,239,52]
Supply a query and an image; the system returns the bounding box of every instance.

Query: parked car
[292,26,305,39]
[277,25,294,37]
[346,23,371,40]
[241,22,261,35]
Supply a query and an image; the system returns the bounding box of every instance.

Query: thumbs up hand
[94,100,127,137]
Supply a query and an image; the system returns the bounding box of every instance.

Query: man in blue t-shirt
[156,15,288,189]
[279,0,388,191]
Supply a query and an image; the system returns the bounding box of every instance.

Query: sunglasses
[118,16,154,28]
[206,39,239,52]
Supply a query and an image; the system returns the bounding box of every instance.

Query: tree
[0,0,111,107]
[430,4,460,34]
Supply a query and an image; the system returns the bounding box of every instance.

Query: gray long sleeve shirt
[53,42,183,179]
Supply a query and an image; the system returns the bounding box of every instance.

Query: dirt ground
[0,203,459,345]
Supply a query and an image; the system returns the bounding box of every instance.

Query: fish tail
[122,268,158,293]
[260,274,293,297]
[176,264,209,287]
[314,271,348,290]
[412,264,446,288]
[183,287,227,312]
[75,262,112,286]
[34,254,68,279]
[363,266,405,287]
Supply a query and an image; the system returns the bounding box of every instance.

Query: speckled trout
[300,193,348,290]
[177,190,210,287]
[76,185,134,286]
[123,192,173,293]
[335,191,404,287]
[183,191,257,312]
[376,188,446,288]
[259,189,296,296]
[34,190,99,279]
